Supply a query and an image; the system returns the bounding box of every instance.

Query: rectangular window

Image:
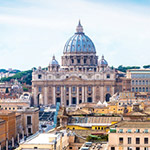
[57,86,60,92]
[144,129,148,133]
[77,59,80,63]
[66,87,69,92]
[136,129,140,133]
[119,137,123,145]
[128,137,132,144]
[28,128,32,134]
[38,87,42,92]
[88,86,92,92]
[66,100,69,106]
[72,86,76,92]
[136,148,140,150]
[27,116,32,125]
[119,129,123,133]
[107,86,110,92]
[79,87,82,92]
[136,138,140,144]
[127,129,131,133]
[144,138,148,144]
[144,147,148,150]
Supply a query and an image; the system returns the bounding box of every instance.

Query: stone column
[44,86,48,105]
[22,130,24,141]
[77,86,79,105]
[111,86,115,95]
[33,86,37,106]
[100,86,104,103]
[26,127,28,137]
[85,86,87,102]
[61,86,64,105]
[69,87,72,105]
[81,56,84,65]
[82,86,85,102]
[53,86,56,105]
[92,86,95,102]
[64,86,66,106]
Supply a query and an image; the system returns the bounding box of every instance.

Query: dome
[99,55,108,66]
[63,21,96,54]
[50,56,59,65]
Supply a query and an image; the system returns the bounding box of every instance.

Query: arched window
[143,80,145,85]
[132,87,134,92]
[38,74,42,79]
[139,87,141,92]
[143,87,145,92]
[136,80,138,85]
[106,74,110,79]
[106,93,111,102]
[136,87,138,92]
[132,80,134,85]
[146,87,148,92]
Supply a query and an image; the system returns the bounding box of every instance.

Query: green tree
[23,87,28,92]
[143,65,150,69]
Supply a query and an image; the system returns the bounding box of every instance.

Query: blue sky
[0,0,150,70]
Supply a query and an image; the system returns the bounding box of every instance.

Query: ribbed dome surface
[63,21,96,54]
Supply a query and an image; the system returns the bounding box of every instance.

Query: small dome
[99,55,108,66]
[63,20,96,54]
[50,56,59,65]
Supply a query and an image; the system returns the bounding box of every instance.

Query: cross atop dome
[76,20,83,33]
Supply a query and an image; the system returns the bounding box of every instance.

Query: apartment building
[108,121,150,150]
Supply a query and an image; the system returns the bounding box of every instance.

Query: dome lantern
[76,20,83,33]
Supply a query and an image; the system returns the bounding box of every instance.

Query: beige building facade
[127,69,150,94]
[109,121,150,150]
[32,21,131,107]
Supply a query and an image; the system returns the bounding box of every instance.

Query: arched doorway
[37,93,43,106]
[106,93,111,102]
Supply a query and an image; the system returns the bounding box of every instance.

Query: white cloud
[0,0,150,70]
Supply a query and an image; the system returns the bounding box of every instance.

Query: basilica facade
[32,21,131,106]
